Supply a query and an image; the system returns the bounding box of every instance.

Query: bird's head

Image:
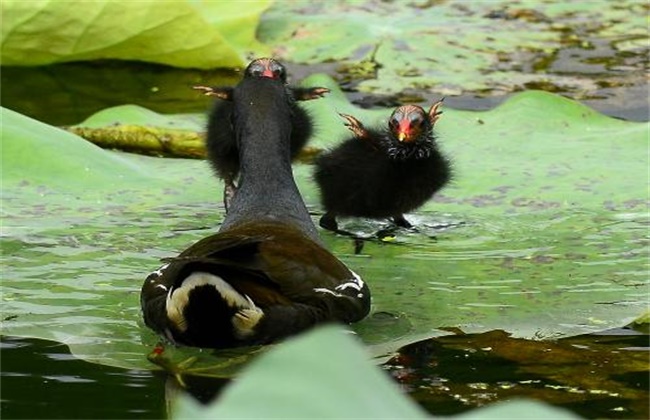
[244,58,287,82]
[388,105,428,143]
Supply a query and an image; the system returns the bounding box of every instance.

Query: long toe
[392,214,413,228]
[224,183,237,212]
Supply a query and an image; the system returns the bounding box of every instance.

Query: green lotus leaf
[0,0,271,68]
[1,78,648,376]
[259,1,649,95]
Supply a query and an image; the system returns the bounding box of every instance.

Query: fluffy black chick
[314,101,452,231]
[194,58,328,210]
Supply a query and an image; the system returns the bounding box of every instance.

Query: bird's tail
[165,272,264,346]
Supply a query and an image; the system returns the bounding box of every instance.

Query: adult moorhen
[141,66,370,348]
[314,101,452,231]
[194,58,329,210]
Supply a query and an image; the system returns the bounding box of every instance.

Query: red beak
[397,119,411,142]
[262,68,275,78]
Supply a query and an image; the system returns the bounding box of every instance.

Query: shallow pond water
[1,336,166,419]
[2,327,647,419]
[384,327,649,419]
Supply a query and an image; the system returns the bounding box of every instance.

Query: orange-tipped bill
[397,119,412,142]
[390,105,426,142]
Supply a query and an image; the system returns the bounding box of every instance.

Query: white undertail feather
[165,272,262,332]
[232,306,264,339]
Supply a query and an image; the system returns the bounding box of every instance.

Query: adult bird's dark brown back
[195,58,328,210]
[314,102,452,231]
[141,69,370,349]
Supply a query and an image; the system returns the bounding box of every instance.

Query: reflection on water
[384,327,649,419]
[3,326,647,419]
[0,62,238,126]
[0,336,165,419]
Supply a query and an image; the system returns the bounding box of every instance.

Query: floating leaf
[259,1,649,96]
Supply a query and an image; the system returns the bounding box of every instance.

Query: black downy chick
[194,58,328,210]
[314,101,452,231]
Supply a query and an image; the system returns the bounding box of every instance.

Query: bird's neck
[220,79,320,242]
[236,117,296,201]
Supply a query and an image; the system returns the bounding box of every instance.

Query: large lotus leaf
[0,0,271,68]
[75,104,205,131]
[173,326,578,419]
[259,1,648,95]
[1,106,227,371]
[187,0,270,54]
[1,77,648,375]
[297,74,646,213]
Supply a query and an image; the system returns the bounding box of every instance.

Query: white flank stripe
[314,271,366,297]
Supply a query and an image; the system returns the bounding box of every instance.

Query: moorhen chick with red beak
[141,64,370,348]
[194,58,328,210]
[314,101,452,231]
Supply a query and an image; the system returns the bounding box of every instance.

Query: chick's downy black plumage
[195,58,328,210]
[314,101,452,231]
[141,66,370,349]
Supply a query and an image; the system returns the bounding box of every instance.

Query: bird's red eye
[246,62,265,77]
[267,61,287,82]
[409,114,424,127]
